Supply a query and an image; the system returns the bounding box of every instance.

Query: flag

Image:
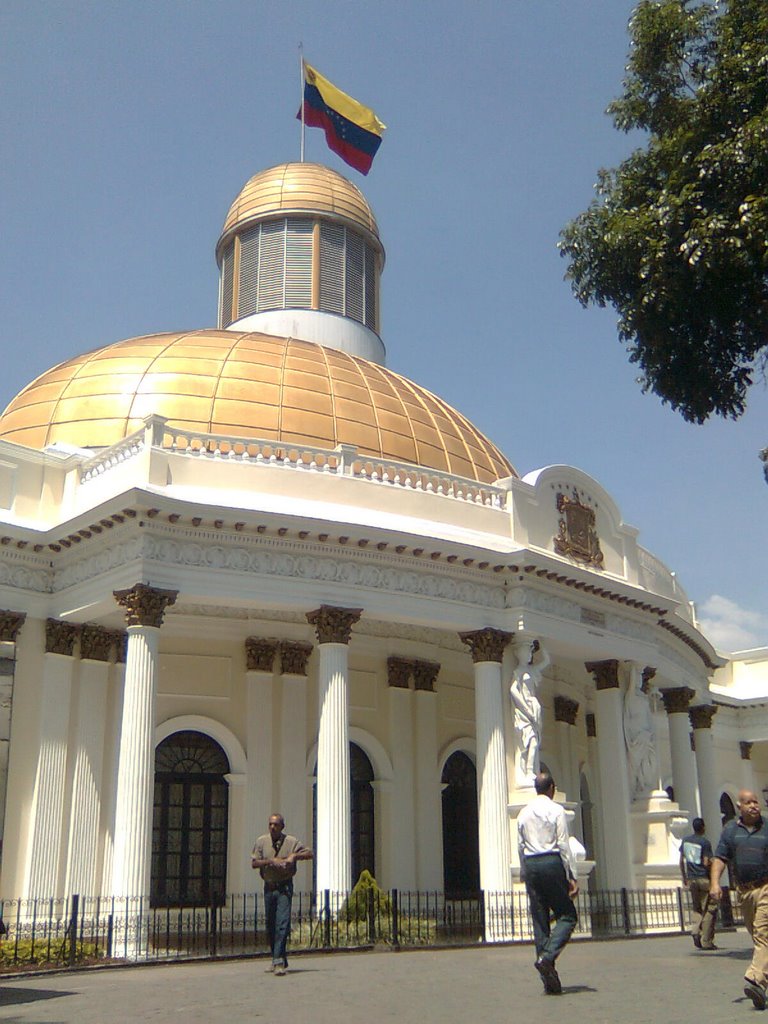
[298,62,386,175]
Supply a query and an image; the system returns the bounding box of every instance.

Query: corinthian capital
[689,704,717,730]
[45,618,78,656]
[585,659,620,690]
[279,640,313,676]
[113,583,178,628]
[306,605,362,645]
[0,611,25,643]
[245,637,278,673]
[659,686,696,715]
[459,627,513,664]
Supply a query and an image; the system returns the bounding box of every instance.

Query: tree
[559,0,768,425]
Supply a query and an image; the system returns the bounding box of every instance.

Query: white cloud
[697,595,768,654]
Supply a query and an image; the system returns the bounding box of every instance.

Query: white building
[0,162,764,912]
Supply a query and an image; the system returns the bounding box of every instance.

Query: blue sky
[1,1,766,652]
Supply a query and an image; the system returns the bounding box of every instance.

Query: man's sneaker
[265,964,275,973]
[744,980,766,1010]
[274,965,287,977]
[535,957,562,994]
[692,935,702,949]
[701,943,718,951]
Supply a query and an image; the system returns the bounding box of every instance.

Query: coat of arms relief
[553,489,604,569]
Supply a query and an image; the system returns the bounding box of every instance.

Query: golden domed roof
[219,163,380,254]
[0,331,515,484]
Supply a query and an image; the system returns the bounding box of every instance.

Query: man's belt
[737,877,768,894]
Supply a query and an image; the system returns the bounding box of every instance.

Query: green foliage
[0,937,101,968]
[339,869,391,922]
[559,0,768,423]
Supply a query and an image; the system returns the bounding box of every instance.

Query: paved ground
[0,929,760,1024]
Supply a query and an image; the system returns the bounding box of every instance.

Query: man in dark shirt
[252,813,313,975]
[680,817,718,950]
[711,790,768,1009]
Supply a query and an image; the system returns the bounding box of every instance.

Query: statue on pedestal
[623,664,659,799]
[510,639,550,787]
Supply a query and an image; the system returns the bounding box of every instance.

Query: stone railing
[79,416,508,509]
[637,545,693,621]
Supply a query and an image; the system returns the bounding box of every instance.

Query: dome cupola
[216,163,386,364]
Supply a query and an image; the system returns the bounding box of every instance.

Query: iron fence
[0,885,744,969]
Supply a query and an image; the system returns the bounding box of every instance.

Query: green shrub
[0,937,101,967]
[340,870,391,922]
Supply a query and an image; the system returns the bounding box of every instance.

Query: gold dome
[0,331,515,484]
[218,163,380,256]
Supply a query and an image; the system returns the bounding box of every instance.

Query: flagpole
[299,43,305,162]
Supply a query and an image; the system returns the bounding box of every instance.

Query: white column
[25,641,76,900]
[65,636,111,898]
[111,584,177,903]
[245,638,277,870]
[740,742,757,792]
[387,659,416,890]
[413,661,442,891]
[460,629,513,895]
[307,606,361,898]
[660,687,699,822]
[691,704,721,839]
[278,640,312,889]
[587,660,634,889]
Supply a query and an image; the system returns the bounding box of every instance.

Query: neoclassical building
[0,162,765,912]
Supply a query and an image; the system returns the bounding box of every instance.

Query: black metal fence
[0,886,744,969]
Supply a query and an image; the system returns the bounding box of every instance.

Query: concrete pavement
[0,930,758,1024]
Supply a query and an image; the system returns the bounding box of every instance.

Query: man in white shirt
[517,771,579,994]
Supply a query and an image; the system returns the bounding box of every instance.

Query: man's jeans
[524,853,578,962]
[264,881,293,966]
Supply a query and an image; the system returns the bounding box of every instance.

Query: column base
[630,791,689,879]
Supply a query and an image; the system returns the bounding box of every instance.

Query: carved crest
[554,490,604,569]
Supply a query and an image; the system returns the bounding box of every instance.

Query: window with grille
[151,731,230,907]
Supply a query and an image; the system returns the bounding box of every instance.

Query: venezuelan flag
[298,63,386,175]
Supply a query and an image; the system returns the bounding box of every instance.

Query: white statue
[623,664,659,799]
[510,639,550,786]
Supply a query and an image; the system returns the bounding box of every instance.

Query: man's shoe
[692,935,702,949]
[264,964,274,973]
[701,943,718,950]
[744,980,766,1010]
[274,964,287,977]
[535,957,562,994]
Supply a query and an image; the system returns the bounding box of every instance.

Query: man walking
[680,817,718,949]
[518,771,579,994]
[252,813,313,975]
[711,789,768,1009]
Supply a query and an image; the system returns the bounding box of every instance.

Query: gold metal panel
[375,411,412,434]
[332,397,376,423]
[279,430,335,449]
[52,395,135,420]
[61,374,144,398]
[281,369,331,393]
[336,422,379,451]
[414,443,450,473]
[378,431,418,464]
[50,420,128,448]
[329,381,370,404]
[129,394,213,421]
[215,377,280,402]
[281,390,334,419]
[281,408,335,438]
[211,400,280,432]
[135,374,218,399]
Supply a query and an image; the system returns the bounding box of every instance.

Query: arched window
[721,792,736,826]
[152,731,230,907]
[351,743,375,883]
[441,752,479,897]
